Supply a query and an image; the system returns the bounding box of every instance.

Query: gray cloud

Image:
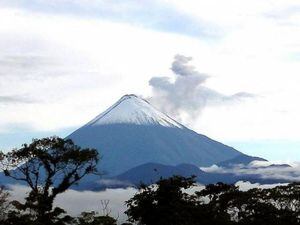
[0,95,36,104]
[148,54,255,121]
[0,0,222,39]
[0,55,63,79]
[0,55,54,69]
[171,55,209,79]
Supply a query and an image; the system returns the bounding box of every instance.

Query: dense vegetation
[0,137,105,225]
[126,176,300,225]
[1,137,300,225]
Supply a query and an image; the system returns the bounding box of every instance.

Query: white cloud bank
[8,180,287,223]
[9,185,137,224]
[202,161,300,182]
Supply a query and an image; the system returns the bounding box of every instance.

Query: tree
[195,182,236,225]
[76,211,117,225]
[0,137,100,225]
[126,176,300,225]
[196,182,300,225]
[75,199,117,225]
[0,186,11,222]
[125,175,199,225]
[234,183,300,225]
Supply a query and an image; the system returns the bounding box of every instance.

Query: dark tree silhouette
[0,186,11,222]
[76,211,117,225]
[0,137,100,225]
[197,182,300,225]
[125,175,200,225]
[126,176,300,225]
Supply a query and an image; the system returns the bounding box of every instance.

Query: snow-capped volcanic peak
[86,94,183,128]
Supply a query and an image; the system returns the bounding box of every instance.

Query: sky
[0,0,299,162]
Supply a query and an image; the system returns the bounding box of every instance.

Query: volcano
[68,94,250,177]
[1,94,286,190]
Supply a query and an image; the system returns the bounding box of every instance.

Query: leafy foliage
[125,175,199,225]
[126,176,300,225]
[76,211,117,225]
[0,186,11,222]
[0,137,100,225]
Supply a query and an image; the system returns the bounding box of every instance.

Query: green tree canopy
[0,137,100,225]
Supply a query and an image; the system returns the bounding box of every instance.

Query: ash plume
[148,54,255,121]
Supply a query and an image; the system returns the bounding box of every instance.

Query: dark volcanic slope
[68,95,244,176]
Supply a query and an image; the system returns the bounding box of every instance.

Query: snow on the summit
[86,94,184,128]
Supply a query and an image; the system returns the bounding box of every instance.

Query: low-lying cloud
[9,185,137,224]
[148,54,255,121]
[201,161,300,182]
[8,180,287,224]
[235,181,287,191]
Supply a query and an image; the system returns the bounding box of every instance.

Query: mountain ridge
[67,94,245,176]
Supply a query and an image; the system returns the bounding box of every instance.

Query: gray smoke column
[148,54,255,121]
